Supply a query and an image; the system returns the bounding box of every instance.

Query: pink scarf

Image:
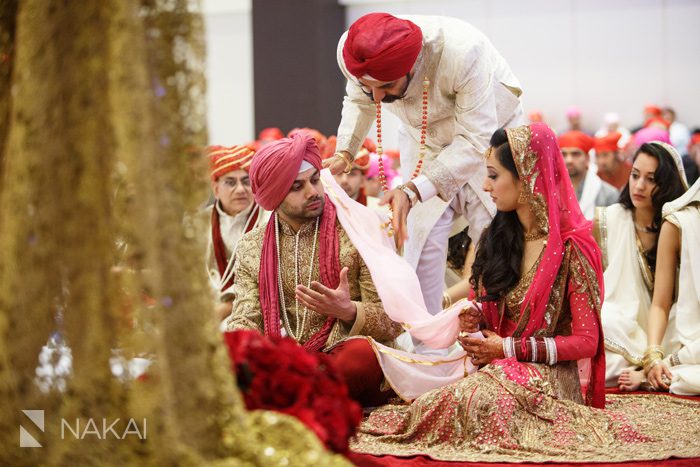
[259,195,340,352]
[483,123,606,408]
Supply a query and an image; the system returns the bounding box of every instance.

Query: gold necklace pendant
[523,231,547,241]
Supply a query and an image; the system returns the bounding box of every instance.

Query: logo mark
[20,410,44,448]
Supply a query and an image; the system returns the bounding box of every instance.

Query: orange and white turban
[208,145,255,181]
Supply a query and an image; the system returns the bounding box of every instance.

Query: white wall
[341,0,700,149]
[203,0,255,145]
[203,0,700,148]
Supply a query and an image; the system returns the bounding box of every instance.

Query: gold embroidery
[504,250,544,326]
[634,232,654,295]
[506,126,549,237]
[228,218,401,348]
[353,368,700,462]
[593,206,608,269]
[604,337,643,366]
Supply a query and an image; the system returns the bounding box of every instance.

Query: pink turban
[633,127,671,148]
[249,133,322,211]
[342,13,423,82]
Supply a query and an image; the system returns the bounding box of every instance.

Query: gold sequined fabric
[228,216,402,348]
[348,242,699,463]
[506,125,549,236]
[353,364,700,462]
[0,1,347,464]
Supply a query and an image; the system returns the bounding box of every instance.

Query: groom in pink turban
[225,132,402,406]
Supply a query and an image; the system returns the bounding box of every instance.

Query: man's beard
[361,73,411,103]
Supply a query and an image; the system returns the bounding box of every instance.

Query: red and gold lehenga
[351,124,700,463]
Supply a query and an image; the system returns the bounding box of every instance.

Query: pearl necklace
[274,213,319,341]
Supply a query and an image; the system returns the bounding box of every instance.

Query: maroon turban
[249,132,322,211]
[342,13,423,82]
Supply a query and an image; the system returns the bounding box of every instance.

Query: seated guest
[225,133,402,406]
[644,177,700,394]
[683,131,700,186]
[594,132,631,189]
[595,142,688,389]
[206,145,267,321]
[559,130,619,219]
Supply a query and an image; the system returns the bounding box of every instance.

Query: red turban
[342,13,423,82]
[644,117,670,130]
[321,135,337,160]
[258,127,284,141]
[594,132,622,153]
[690,133,700,148]
[208,145,255,181]
[558,131,594,153]
[644,105,662,117]
[352,138,376,172]
[384,149,400,160]
[250,133,322,211]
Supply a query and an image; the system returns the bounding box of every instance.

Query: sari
[598,142,688,386]
[350,124,700,463]
[662,177,700,394]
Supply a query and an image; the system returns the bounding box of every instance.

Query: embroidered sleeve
[553,246,601,361]
[422,44,504,202]
[348,253,403,344]
[225,234,264,333]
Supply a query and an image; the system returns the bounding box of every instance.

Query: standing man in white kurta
[325,13,524,315]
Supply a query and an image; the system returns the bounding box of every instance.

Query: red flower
[222,330,362,453]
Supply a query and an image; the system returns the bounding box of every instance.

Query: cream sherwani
[336,15,524,315]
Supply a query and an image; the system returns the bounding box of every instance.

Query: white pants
[415,205,456,316]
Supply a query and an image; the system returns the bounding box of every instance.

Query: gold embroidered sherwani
[225,217,402,350]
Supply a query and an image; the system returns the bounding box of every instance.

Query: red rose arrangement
[223,330,363,453]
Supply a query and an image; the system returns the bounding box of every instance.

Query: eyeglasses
[219,177,250,189]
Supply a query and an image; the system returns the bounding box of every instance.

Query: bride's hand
[459,329,504,366]
[458,304,481,333]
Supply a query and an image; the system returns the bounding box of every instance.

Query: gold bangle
[443,291,452,308]
[334,152,353,174]
[644,358,662,375]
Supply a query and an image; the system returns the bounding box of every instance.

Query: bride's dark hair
[470,128,524,302]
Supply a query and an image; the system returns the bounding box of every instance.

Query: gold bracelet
[644,358,662,375]
[334,152,353,174]
[443,291,452,308]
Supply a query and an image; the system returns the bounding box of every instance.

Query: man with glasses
[326,13,524,319]
[206,145,268,321]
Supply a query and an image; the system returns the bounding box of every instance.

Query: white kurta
[205,201,268,300]
[663,192,700,394]
[336,15,524,314]
[577,169,619,220]
[597,204,679,386]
